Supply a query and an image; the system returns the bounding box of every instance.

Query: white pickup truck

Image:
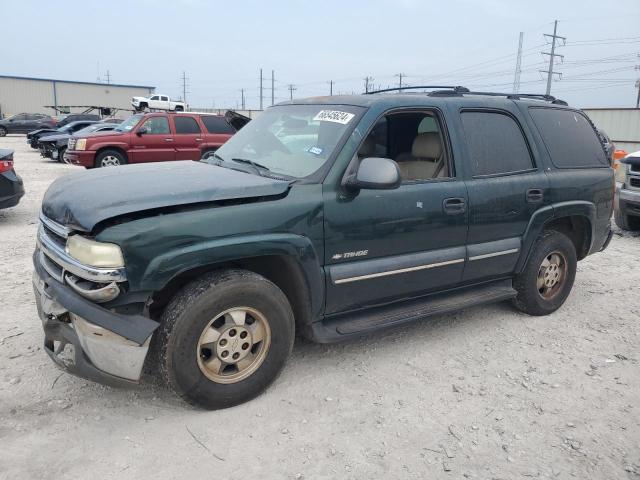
[131,94,186,112]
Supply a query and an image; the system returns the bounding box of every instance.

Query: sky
[1,0,639,109]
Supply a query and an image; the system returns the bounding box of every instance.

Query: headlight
[75,138,87,151]
[615,162,628,186]
[66,235,125,268]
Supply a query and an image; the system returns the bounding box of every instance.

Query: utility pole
[328,80,334,95]
[259,68,264,110]
[105,70,111,85]
[240,89,245,110]
[364,76,374,93]
[181,71,189,104]
[287,84,297,100]
[636,79,640,108]
[271,70,275,106]
[395,73,405,91]
[540,20,566,95]
[513,32,524,94]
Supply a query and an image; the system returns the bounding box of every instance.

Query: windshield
[208,105,363,178]
[116,114,143,132]
[75,124,104,136]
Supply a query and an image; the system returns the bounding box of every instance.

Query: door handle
[526,188,544,204]
[164,138,174,142]
[443,197,466,215]
[195,138,203,142]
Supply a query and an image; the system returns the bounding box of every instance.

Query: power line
[104,70,111,85]
[540,20,566,95]
[364,76,374,93]
[287,84,297,100]
[395,73,405,91]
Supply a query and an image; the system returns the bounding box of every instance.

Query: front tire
[56,146,67,163]
[513,230,577,316]
[95,149,127,168]
[155,269,295,409]
[0,126,6,137]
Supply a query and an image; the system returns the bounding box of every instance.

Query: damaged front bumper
[33,254,158,386]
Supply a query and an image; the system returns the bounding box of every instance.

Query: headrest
[358,136,377,158]
[412,132,441,159]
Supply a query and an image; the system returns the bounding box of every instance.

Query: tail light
[0,159,14,174]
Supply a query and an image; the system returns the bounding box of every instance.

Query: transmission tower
[540,20,566,95]
[513,32,523,94]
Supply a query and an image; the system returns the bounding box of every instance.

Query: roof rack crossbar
[365,85,469,95]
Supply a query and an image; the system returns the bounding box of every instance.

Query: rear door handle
[526,188,544,203]
[164,138,174,142]
[443,197,466,215]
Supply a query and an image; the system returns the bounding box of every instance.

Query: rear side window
[174,116,201,134]
[460,111,534,176]
[201,116,235,134]
[529,108,607,168]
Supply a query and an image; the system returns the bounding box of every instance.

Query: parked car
[33,89,613,409]
[39,123,118,161]
[131,94,186,112]
[65,111,250,168]
[28,120,99,149]
[614,150,640,230]
[100,118,124,124]
[0,149,24,209]
[0,113,55,136]
[55,113,101,128]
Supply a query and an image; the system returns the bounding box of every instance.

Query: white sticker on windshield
[313,110,355,125]
[307,146,323,155]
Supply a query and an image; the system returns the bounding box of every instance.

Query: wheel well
[95,146,128,162]
[543,215,591,259]
[149,256,313,330]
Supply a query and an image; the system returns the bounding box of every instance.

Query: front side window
[209,104,363,178]
[174,116,201,134]
[529,108,608,168]
[141,116,170,134]
[461,111,533,176]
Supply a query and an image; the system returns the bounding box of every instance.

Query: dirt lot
[0,134,638,479]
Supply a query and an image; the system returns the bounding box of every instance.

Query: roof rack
[364,86,567,105]
[365,85,470,95]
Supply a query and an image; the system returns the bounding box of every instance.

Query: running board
[311,279,516,343]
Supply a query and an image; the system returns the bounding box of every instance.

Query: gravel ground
[0,134,639,480]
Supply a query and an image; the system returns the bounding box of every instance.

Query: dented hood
[42,161,290,232]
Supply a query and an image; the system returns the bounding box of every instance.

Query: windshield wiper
[231,158,271,176]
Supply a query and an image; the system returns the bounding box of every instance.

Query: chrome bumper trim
[37,226,127,283]
[65,274,120,303]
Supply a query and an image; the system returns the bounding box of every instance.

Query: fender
[139,233,325,319]
[515,201,595,273]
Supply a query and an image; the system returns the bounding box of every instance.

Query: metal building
[0,75,155,118]
[583,108,640,154]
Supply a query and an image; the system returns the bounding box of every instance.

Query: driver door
[129,116,175,163]
[323,109,469,314]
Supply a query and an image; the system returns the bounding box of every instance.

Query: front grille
[630,176,640,189]
[42,223,66,249]
[68,139,76,150]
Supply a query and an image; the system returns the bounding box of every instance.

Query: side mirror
[136,127,147,136]
[344,157,401,191]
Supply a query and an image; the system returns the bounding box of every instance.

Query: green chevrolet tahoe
[33,87,614,409]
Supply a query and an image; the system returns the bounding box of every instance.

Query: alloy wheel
[196,307,271,384]
[100,155,121,167]
[536,251,567,300]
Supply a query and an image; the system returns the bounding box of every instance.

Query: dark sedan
[28,120,99,149]
[0,149,24,209]
[40,123,118,161]
[0,113,55,136]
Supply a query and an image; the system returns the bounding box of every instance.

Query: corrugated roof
[0,74,154,90]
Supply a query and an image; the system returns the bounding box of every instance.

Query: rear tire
[0,127,6,137]
[95,149,127,168]
[174,105,184,112]
[512,230,577,316]
[155,269,295,410]
[614,208,640,231]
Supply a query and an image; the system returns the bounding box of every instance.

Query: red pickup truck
[65,111,250,168]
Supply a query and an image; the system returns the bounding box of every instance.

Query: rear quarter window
[201,116,235,134]
[529,108,608,168]
[174,116,201,134]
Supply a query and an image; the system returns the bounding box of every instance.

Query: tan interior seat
[396,132,444,180]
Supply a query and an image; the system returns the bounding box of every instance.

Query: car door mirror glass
[346,157,401,191]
